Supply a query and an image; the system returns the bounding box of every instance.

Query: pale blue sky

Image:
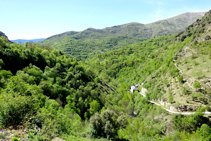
[1,0,210,40]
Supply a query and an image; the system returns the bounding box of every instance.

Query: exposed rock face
[205,35,211,40]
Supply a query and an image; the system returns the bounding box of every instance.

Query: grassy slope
[86,10,211,112]
[39,12,205,60]
[169,11,211,110]
[83,10,211,139]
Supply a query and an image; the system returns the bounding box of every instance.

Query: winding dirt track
[139,89,211,115]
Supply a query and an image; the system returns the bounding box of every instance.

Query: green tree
[199,124,211,140]
[90,100,100,115]
[0,59,4,69]
[90,109,127,139]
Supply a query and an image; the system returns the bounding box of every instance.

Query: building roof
[131,86,139,91]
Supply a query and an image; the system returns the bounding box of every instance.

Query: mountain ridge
[44,12,206,39]
[1,10,211,141]
[11,38,45,44]
[39,12,206,60]
[86,10,211,115]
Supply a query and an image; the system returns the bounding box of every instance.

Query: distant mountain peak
[11,38,45,44]
[39,11,206,60]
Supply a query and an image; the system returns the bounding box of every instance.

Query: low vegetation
[1,10,211,141]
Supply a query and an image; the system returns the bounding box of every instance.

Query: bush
[173,109,205,132]
[181,35,187,41]
[205,35,211,41]
[206,105,211,111]
[193,81,201,89]
[90,109,127,139]
[187,32,192,37]
[169,94,173,103]
[178,75,183,84]
[12,137,20,141]
[0,95,37,127]
[182,87,189,95]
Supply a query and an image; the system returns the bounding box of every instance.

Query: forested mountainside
[0,32,6,38]
[39,12,205,60]
[1,10,211,141]
[86,11,211,109]
[85,10,211,140]
[0,39,120,140]
[0,31,11,43]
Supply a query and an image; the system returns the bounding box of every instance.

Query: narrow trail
[139,88,211,115]
[138,47,211,115]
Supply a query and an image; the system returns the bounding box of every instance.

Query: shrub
[173,109,205,132]
[0,95,37,127]
[193,40,198,45]
[178,75,183,84]
[193,81,201,89]
[182,87,189,95]
[206,104,211,111]
[181,35,187,41]
[90,109,127,139]
[205,35,211,41]
[187,32,192,37]
[169,94,173,103]
[12,137,20,141]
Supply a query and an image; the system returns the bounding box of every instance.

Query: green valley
[1,10,211,141]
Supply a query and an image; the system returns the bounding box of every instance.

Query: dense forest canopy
[1,10,211,141]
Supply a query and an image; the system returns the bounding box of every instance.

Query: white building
[130,84,139,93]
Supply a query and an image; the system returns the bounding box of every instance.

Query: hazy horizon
[1,0,210,40]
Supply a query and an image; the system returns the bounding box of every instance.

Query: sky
[1,0,210,40]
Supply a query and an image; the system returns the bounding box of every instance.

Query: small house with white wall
[130,84,140,93]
